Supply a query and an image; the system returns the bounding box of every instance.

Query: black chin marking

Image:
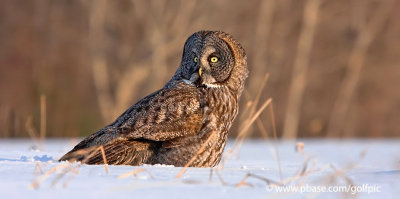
[196,84,206,89]
[194,77,203,88]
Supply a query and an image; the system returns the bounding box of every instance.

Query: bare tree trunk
[327,0,394,137]
[89,0,114,123]
[282,0,321,138]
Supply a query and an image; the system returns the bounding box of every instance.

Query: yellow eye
[210,57,218,63]
[194,57,198,63]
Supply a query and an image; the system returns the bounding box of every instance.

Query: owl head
[170,31,248,93]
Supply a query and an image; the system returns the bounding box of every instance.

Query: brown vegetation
[0,0,399,138]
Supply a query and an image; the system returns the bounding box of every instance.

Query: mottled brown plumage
[60,30,248,167]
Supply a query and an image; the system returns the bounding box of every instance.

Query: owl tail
[59,139,161,165]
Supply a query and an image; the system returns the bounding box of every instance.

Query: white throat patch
[183,79,194,85]
[204,83,221,88]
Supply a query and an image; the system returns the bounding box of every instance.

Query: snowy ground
[0,138,399,199]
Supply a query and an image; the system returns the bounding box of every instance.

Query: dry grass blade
[33,161,84,189]
[62,171,80,188]
[25,116,40,143]
[279,162,331,186]
[207,167,227,185]
[30,164,69,189]
[218,96,273,170]
[40,94,46,149]
[233,98,272,154]
[234,72,269,146]
[236,173,282,188]
[34,162,44,176]
[268,103,282,181]
[209,167,213,182]
[99,146,109,174]
[280,148,367,187]
[239,99,272,138]
[243,100,283,183]
[51,165,80,188]
[32,150,113,189]
[298,160,309,177]
[210,165,228,185]
[325,164,358,198]
[215,168,227,185]
[295,142,305,158]
[236,174,253,188]
[175,131,217,178]
[118,168,154,179]
[256,118,269,139]
[247,73,270,122]
[80,146,109,174]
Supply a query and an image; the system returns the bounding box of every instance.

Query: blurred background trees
[0,0,399,138]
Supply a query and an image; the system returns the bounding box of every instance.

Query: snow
[0,139,399,199]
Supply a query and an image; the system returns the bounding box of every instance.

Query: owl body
[153,84,239,167]
[60,31,248,167]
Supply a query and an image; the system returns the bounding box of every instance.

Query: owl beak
[199,67,203,77]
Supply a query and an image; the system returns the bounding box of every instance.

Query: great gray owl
[60,30,248,167]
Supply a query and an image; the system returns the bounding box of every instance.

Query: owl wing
[60,82,207,164]
[119,82,205,141]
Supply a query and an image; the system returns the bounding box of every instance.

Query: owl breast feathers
[60,30,248,167]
